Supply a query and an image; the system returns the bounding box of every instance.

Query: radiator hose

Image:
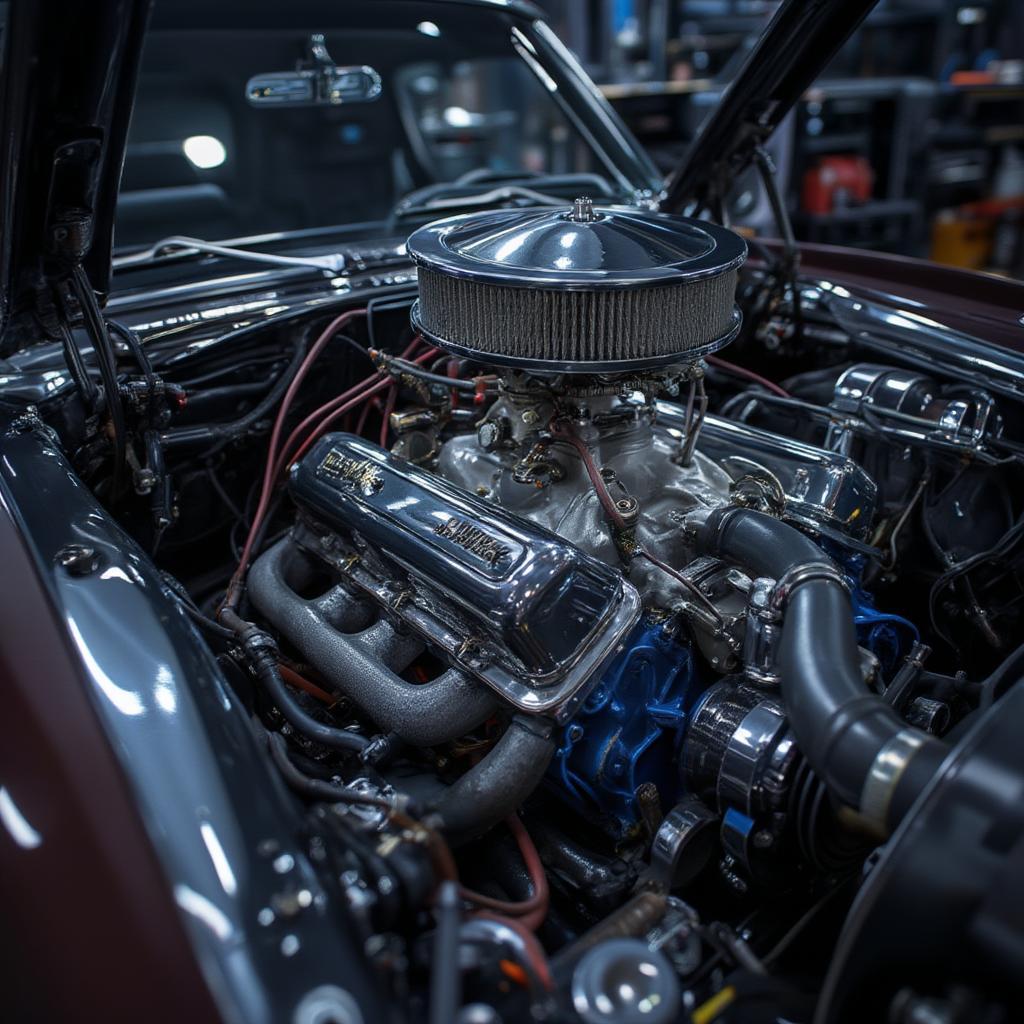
[692,508,947,833]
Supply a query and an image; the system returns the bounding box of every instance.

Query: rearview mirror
[246,34,381,108]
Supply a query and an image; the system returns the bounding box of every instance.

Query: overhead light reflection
[182,135,227,170]
[67,616,145,717]
[200,822,238,896]
[99,566,132,584]
[494,234,528,262]
[0,787,42,850]
[174,884,233,941]
[154,665,177,714]
[443,106,473,128]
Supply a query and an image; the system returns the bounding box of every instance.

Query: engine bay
[6,198,1024,1023]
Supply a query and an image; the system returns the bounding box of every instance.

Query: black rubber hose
[160,333,306,453]
[71,266,128,494]
[694,508,947,828]
[58,322,100,409]
[429,882,462,1024]
[107,318,156,376]
[265,730,390,807]
[220,608,369,755]
[256,648,368,753]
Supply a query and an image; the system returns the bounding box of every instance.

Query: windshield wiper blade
[112,235,346,275]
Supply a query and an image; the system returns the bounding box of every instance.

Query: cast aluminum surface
[437,395,878,611]
[438,397,735,613]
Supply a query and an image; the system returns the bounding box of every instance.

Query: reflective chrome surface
[649,797,719,890]
[716,698,791,816]
[809,279,1024,402]
[571,939,680,1024]
[408,202,745,372]
[827,363,999,456]
[407,204,746,289]
[741,577,781,687]
[660,406,879,543]
[859,728,928,831]
[683,683,792,816]
[288,433,641,718]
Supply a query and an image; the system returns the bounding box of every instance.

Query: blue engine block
[547,559,918,841]
[549,620,700,841]
[835,550,919,678]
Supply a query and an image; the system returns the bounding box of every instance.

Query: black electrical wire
[429,882,463,1024]
[70,266,128,494]
[161,571,236,640]
[161,331,308,453]
[107,317,179,558]
[183,378,281,411]
[220,607,369,755]
[926,512,1024,650]
[754,146,804,339]
[728,384,1022,469]
[182,601,237,640]
[57,321,100,409]
[242,492,285,569]
[174,352,288,389]
[264,730,392,807]
[367,291,417,351]
[106,318,156,376]
[381,353,496,393]
[206,466,247,522]
[337,332,372,360]
[760,882,854,969]
[921,466,1018,652]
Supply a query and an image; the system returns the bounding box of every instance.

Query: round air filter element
[407,197,746,374]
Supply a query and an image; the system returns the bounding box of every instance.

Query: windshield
[116,2,657,249]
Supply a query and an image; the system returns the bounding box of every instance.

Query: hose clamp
[859,728,926,833]
[679,504,743,548]
[768,561,850,615]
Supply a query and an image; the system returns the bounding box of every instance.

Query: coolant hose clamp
[768,561,850,615]
[859,728,926,832]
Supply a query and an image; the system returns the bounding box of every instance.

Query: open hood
[0,0,151,350]
[0,0,880,349]
[661,0,878,213]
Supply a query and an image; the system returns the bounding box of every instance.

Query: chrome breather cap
[407,199,747,374]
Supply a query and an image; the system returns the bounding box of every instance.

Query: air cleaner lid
[406,198,747,291]
[407,199,747,374]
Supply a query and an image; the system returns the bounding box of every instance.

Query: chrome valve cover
[287,433,642,719]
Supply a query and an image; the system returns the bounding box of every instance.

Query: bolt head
[56,544,101,576]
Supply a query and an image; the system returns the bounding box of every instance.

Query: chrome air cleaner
[407,197,747,374]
